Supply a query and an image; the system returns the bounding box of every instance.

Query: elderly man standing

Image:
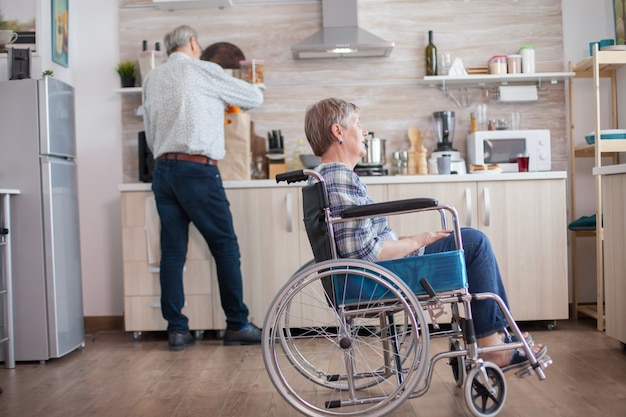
[142,25,264,350]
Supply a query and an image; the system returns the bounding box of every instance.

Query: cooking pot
[360,132,386,166]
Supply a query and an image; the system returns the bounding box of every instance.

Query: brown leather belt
[157,153,218,166]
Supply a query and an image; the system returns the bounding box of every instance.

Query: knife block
[266,153,286,179]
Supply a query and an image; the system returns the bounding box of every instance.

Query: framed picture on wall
[51,0,68,66]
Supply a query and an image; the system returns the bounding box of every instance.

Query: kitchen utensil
[360,132,386,166]
[408,126,420,149]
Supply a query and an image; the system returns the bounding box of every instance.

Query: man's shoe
[168,332,195,351]
[224,323,262,346]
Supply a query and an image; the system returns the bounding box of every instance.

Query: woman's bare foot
[478,332,545,368]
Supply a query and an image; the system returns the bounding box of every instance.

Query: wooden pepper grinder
[407,127,420,175]
[417,144,428,174]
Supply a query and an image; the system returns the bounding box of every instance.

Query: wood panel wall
[119,0,567,183]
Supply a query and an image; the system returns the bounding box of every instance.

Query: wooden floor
[1,318,625,417]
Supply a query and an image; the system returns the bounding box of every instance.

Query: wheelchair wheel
[448,338,466,387]
[263,259,429,417]
[464,362,507,417]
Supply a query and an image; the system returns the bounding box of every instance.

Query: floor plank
[1,319,625,417]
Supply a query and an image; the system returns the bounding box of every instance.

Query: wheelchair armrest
[341,198,439,219]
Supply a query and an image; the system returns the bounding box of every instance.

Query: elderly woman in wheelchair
[262,98,552,417]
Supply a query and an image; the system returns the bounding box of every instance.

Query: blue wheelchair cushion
[333,250,468,305]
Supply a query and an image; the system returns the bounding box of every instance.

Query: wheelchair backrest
[302,181,336,263]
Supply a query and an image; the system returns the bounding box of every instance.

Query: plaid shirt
[314,163,397,262]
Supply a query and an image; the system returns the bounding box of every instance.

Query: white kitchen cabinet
[120,176,566,335]
[225,186,309,326]
[120,191,216,338]
[387,177,568,322]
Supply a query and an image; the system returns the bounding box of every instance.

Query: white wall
[72,0,124,316]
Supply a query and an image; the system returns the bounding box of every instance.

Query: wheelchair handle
[276,170,308,184]
[276,169,324,184]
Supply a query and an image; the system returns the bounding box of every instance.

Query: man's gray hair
[164,25,198,55]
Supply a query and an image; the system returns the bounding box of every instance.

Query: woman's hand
[377,230,451,261]
[410,230,452,248]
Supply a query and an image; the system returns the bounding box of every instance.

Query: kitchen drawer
[123,259,213,296]
[122,225,210,263]
[124,294,214,331]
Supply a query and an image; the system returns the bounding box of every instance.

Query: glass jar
[507,54,522,74]
[488,55,507,74]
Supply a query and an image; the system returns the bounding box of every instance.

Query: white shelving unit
[422,72,574,107]
[568,45,626,330]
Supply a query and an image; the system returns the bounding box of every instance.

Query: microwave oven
[466,129,551,172]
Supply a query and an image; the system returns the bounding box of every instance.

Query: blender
[428,110,467,174]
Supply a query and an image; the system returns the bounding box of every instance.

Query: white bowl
[300,154,321,169]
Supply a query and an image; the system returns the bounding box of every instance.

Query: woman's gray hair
[164,25,198,55]
[304,98,360,156]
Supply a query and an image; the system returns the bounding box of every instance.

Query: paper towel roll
[498,85,538,102]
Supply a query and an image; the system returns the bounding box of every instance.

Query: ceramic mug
[0,30,19,46]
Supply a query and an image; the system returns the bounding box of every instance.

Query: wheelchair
[262,169,552,417]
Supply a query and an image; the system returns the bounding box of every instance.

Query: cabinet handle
[465,187,472,227]
[483,187,491,227]
[286,192,293,233]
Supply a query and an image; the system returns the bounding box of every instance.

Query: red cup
[517,155,529,172]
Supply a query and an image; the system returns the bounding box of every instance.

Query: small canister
[507,54,522,74]
[488,55,507,74]
[519,45,536,73]
[239,59,265,84]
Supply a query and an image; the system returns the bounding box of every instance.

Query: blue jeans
[424,227,509,339]
[152,159,249,333]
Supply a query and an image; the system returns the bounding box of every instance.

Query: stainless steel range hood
[291,0,394,59]
[153,0,233,11]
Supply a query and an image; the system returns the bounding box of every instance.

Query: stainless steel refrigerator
[0,78,84,361]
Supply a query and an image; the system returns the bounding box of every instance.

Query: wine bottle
[425,30,437,76]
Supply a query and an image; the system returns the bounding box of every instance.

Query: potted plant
[116,60,136,88]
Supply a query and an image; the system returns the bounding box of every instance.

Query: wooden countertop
[120,171,567,192]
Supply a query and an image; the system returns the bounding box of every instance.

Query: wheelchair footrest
[514,355,553,379]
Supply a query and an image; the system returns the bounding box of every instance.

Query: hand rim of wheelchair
[262,258,430,417]
[274,262,424,391]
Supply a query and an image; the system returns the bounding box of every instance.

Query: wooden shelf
[422,72,573,87]
[114,87,141,94]
[568,46,626,331]
[574,142,625,158]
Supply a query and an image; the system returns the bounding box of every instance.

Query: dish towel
[568,214,601,231]
[144,195,161,265]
